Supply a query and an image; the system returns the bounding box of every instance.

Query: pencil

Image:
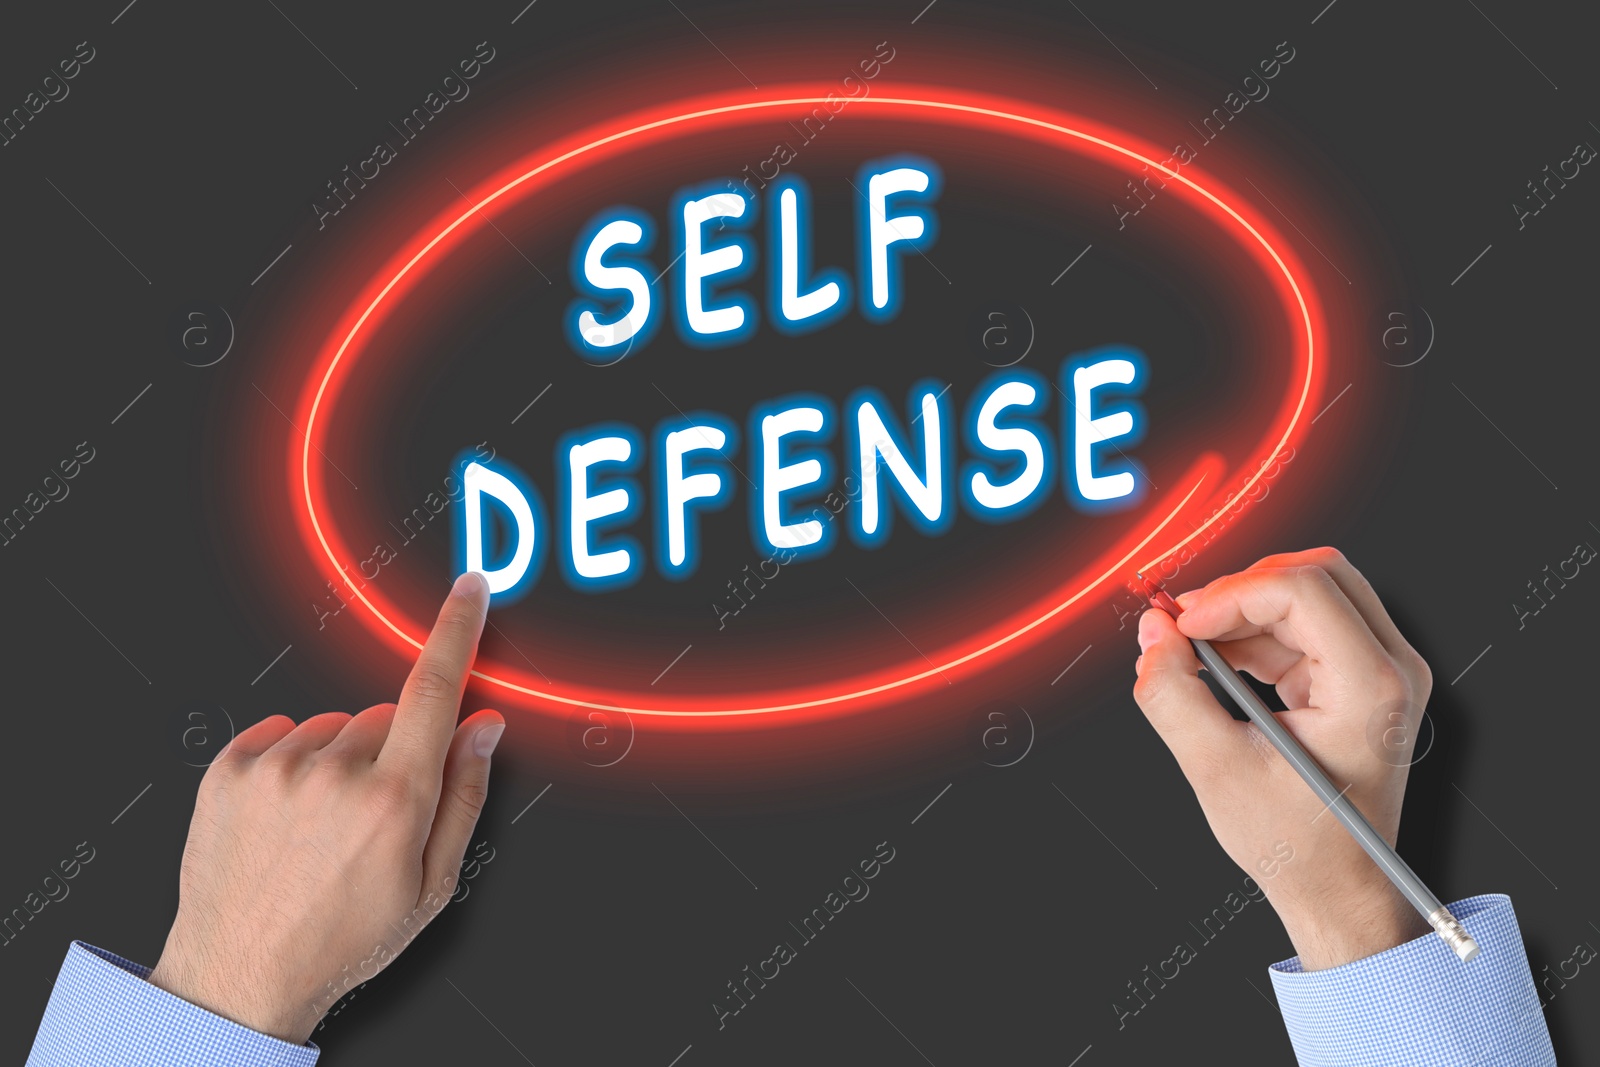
[1137,574,1479,963]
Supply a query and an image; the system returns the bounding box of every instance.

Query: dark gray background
[1,0,1595,1063]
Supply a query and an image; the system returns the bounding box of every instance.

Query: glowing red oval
[291,85,1325,723]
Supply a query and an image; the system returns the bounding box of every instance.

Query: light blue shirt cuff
[27,941,320,1067]
[1268,893,1555,1067]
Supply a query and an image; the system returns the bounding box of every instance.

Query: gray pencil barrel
[1188,636,1477,961]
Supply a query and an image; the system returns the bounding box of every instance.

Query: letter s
[567,212,657,359]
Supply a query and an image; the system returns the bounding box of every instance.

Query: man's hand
[1132,548,1433,970]
[147,571,504,1043]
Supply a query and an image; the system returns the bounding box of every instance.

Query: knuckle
[450,777,490,818]
[1369,660,1410,701]
[1292,562,1337,587]
[1396,647,1432,699]
[435,606,481,645]
[370,767,424,813]
[1288,564,1340,603]
[203,750,242,783]
[404,664,459,707]
[1305,546,1348,570]
[253,743,294,771]
[1409,651,1434,695]
[196,761,235,804]
[1133,667,1178,712]
[252,755,298,800]
[306,751,353,785]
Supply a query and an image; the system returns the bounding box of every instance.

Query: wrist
[148,949,317,1045]
[1270,877,1431,971]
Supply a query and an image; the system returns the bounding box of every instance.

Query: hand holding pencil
[1131,547,1459,971]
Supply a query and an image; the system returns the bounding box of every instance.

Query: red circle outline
[292,86,1325,722]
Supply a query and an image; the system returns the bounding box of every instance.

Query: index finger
[1174,565,1396,691]
[1234,547,1414,664]
[381,570,490,775]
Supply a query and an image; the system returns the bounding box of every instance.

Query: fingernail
[474,722,505,758]
[1174,590,1197,607]
[1137,610,1159,653]
[453,570,489,602]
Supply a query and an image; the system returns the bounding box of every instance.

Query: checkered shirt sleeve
[26,941,320,1066]
[1268,894,1556,1066]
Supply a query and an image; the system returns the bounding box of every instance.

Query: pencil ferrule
[1428,907,1481,963]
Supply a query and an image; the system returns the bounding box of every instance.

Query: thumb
[1132,610,1247,783]
[419,709,504,907]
